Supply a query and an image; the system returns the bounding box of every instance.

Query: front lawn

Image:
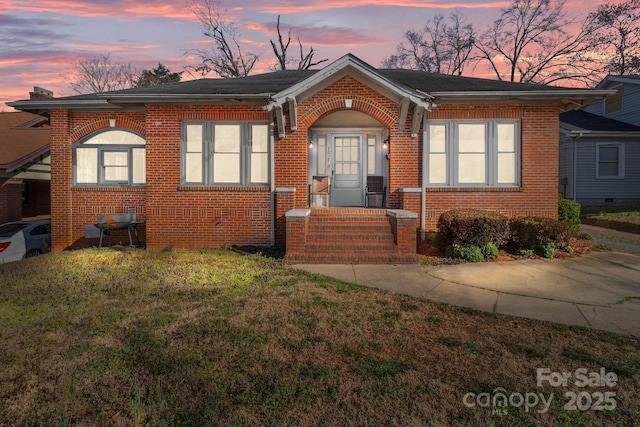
[1,249,638,426]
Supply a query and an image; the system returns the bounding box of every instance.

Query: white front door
[331,135,363,206]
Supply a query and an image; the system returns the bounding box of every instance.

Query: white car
[0,219,51,264]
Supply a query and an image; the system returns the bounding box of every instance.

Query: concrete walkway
[293,250,640,337]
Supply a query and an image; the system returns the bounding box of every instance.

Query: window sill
[178,185,270,192]
[425,186,522,192]
[73,186,147,192]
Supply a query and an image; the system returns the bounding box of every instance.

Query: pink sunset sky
[1,0,599,110]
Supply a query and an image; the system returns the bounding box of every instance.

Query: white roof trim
[265,54,433,111]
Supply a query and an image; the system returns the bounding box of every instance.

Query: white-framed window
[596,143,625,179]
[182,122,270,185]
[425,120,520,187]
[74,130,146,186]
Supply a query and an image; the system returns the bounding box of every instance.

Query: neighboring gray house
[582,75,640,127]
[560,110,640,207]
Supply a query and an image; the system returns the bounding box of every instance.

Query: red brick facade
[0,179,23,224]
[47,76,560,253]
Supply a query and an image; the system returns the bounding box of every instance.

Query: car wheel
[24,249,43,258]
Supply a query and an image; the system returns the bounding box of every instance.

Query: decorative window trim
[73,129,146,187]
[596,143,625,179]
[424,120,521,188]
[181,121,271,186]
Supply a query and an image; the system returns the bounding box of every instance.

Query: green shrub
[438,209,509,248]
[534,242,556,258]
[445,244,484,262]
[558,195,581,235]
[515,248,535,257]
[559,243,574,253]
[481,242,499,259]
[509,216,571,249]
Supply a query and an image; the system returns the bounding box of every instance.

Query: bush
[481,242,499,259]
[558,195,581,235]
[438,209,510,248]
[534,242,555,258]
[509,216,571,250]
[445,244,484,262]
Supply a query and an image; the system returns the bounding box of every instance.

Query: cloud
[244,19,384,47]
[5,0,195,20]
[233,0,511,14]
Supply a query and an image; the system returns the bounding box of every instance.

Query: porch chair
[365,175,386,208]
[309,176,330,207]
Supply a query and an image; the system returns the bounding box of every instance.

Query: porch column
[275,188,296,246]
[285,208,310,253]
[50,109,73,252]
[387,209,418,255]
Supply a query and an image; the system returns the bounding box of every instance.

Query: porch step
[285,208,417,264]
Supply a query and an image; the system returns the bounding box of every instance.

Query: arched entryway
[308,110,389,207]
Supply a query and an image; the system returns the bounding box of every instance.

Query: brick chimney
[29,86,54,100]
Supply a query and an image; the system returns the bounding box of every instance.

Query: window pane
[368,137,376,175]
[599,163,619,176]
[318,137,326,175]
[599,146,619,162]
[429,153,447,183]
[458,153,485,183]
[251,153,268,183]
[215,125,240,153]
[429,125,446,152]
[133,148,146,184]
[104,151,128,181]
[497,123,516,152]
[251,124,268,153]
[214,153,240,183]
[76,148,98,183]
[335,144,343,161]
[498,153,516,183]
[186,153,203,182]
[459,124,486,152]
[86,130,144,145]
[186,125,203,153]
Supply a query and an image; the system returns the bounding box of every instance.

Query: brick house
[0,109,51,224]
[9,54,611,262]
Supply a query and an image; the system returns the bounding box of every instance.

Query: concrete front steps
[285,208,417,264]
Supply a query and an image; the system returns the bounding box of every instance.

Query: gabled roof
[0,112,50,175]
[596,75,640,89]
[560,109,640,138]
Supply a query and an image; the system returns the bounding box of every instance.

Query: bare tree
[270,15,328,70]
[186,0,258,78]
[474,0,600,85]
[585,0,640,75]
[381,11,475,75]
[68,54,137,94]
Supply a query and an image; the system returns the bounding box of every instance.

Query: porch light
[345,98,353,108]
[383,137,390,149]
[309,140,314,149]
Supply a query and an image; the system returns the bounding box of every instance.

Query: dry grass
[1,248,639,426]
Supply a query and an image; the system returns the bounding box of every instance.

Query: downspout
[270,112,276,246]
[421,114,428,241]
[420,102,435,241]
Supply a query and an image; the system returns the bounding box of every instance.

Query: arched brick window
[74,129,145,186]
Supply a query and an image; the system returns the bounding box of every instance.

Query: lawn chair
[365,175,386,208]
